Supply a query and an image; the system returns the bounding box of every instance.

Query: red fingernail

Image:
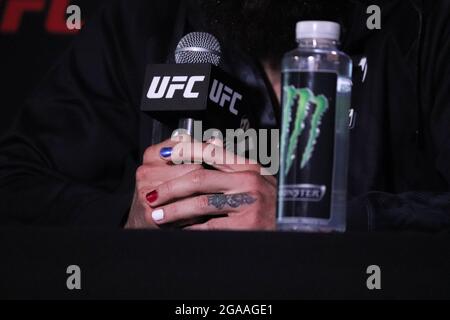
[146,191,158,203]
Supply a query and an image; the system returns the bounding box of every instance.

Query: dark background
[0,0,106,135]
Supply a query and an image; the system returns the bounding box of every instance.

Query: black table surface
[1,228,449,300]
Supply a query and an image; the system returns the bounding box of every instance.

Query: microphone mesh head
[175,32,222,66]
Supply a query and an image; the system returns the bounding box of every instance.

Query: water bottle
[277,21,352,232]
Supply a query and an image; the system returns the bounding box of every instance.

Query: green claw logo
[282,86,329,176]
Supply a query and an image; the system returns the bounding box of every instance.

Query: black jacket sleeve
[0,1,147,226]
[349,0,450,232]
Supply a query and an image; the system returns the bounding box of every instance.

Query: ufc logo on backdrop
[209,79,242,116]
[0,0,81,34]
[147,76,206,99]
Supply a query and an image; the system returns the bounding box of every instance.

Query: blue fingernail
[160,147,173,158]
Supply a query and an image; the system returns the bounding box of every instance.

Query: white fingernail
[152,209,164,222]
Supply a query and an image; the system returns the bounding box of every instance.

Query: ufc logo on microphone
[146,76,205,99]
[209,79,242,116]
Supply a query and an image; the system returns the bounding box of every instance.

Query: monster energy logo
[279,184,327,202]
[281,86,330,177]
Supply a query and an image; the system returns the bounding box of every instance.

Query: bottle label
[278,72,337,220]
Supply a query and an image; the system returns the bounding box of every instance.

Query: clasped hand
[126,136,276,230]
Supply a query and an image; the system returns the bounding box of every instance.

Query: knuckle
[190,170,207,186]
[135,166,149,181]
[161,179,175,195]
[196,195,210,210]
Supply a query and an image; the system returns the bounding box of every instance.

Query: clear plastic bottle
[277,21,352,232]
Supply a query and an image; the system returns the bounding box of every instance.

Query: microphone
[174,32,222,136]
[140,32,251,142]
[175,32,221,66]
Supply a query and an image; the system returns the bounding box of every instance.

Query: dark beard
[199,0,352,63]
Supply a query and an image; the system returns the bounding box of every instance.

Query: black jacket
[0,0,449,231]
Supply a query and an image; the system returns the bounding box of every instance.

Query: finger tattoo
[207,193,257,210]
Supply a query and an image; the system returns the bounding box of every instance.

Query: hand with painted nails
[144,138,277,231]
[125,135,202,229]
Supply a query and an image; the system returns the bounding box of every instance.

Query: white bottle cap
[296,21,341,41]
